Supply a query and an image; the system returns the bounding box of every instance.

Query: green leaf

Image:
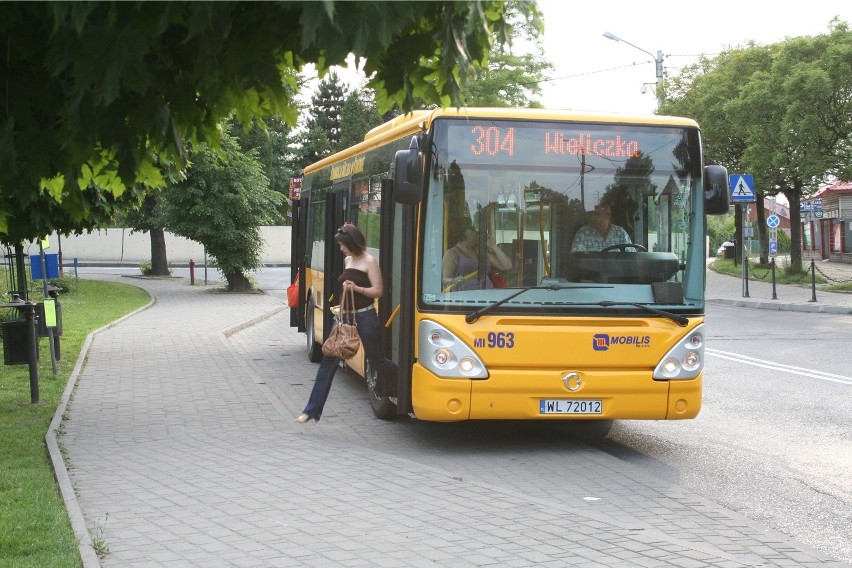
[40,175,66,201]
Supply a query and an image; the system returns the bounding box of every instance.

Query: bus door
[322,182,352,341]
[380,178,415,415]
[290,194,304,330]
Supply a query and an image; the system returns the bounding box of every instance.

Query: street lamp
[603,31,664,106]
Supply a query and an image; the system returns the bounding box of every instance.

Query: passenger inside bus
[570,200,633,252]
[442,225,513,291]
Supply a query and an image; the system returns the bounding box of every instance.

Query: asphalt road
[590,303,852,564]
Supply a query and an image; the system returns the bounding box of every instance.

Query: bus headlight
[419,320,488,379]
[653,324,705,380]
[434,349,454,368]
[683,351,700,371]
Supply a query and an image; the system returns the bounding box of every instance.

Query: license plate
[540,399,603,415]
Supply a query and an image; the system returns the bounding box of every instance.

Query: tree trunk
[734,205,742,266]
[785,189,803,274]
[13,243,28,299]
[756,193,768,265]
[149,228,170,276]
[224,270,252,292]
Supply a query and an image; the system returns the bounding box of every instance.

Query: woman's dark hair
[451,223,476,245]
[334,223,366,255]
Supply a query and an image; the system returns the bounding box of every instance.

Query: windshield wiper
[465,288,689,327]
[465,284,561,323]
[598,301,689,327]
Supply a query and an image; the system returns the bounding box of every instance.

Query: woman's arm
[441,248,460,285]
[487,243,513,271]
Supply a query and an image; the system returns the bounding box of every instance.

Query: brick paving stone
[50,274,851,567]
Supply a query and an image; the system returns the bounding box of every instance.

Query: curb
[708,298,852,315]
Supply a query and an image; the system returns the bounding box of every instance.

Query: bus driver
[571,201,632,252]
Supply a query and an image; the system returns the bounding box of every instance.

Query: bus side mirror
[392,137,423,205]
[704,165,730,215]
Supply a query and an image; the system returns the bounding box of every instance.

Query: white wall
[22,227,292,265]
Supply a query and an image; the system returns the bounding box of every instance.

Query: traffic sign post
[729,174,756,204]
[729,174,755,297]
[767,214,780,256]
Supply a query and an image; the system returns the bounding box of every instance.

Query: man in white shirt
[571,202,632,252]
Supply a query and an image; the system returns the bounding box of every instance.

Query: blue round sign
[766,214,781,228]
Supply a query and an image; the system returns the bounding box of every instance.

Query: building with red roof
[801,181,852,263]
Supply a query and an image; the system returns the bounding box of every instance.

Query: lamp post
[603,31,664,107]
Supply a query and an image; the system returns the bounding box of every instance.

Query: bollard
[809,259,817,302]
[771,258,777,300]
[189,259,195,285]
[23,302,39,403]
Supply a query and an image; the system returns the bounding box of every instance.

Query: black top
[338,268,373,310]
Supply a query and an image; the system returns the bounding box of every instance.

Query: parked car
[717,240,735,257]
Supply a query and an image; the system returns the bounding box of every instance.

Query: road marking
[706,348,852,385]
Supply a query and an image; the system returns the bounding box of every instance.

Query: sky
[324,1,849,114]
[536,0,850,114]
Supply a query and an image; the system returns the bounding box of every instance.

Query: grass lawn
[1,273,149,567]
[711,257,852,292]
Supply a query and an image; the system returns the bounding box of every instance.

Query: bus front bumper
[411,364,701,421]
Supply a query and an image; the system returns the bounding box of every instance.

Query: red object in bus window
[488,268,507,288]
[287,271,300,308]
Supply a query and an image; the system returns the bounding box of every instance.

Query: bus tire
[306,296,323,363]
[366,359,396,419]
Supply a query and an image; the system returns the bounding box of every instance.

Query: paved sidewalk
[49,270,851,567]
[706,258,852,315]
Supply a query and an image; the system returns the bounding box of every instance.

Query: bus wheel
[305,297,323,363]
[366,359,396,419]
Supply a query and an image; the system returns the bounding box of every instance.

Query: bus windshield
[421,118,705,313]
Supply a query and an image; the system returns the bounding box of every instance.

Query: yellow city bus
[289,108,729,421]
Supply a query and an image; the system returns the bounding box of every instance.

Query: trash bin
[35,300,62,337]
[2,320,39,365]
[724,245,736,259]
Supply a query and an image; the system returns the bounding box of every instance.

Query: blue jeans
[302,309,398,420]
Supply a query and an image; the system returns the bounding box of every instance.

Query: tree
[124,193,170,276]
[162,128,283,292]
[461,2,551,107]
[121,156,188,276]
[310,73,347,151]
[292,73,349,169]
[338,90,385,150]
[660,44,774,264]
[735,20,852,271]
[659,19,852,272]
[0,2,530,242]
[229,115,295,224]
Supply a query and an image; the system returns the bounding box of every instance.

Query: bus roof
[303,108,699,174]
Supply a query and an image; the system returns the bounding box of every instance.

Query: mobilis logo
[593,333,651,351]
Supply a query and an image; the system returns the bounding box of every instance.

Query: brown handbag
[321,287,361,359]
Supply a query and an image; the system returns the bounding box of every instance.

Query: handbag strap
[340,285,357,325]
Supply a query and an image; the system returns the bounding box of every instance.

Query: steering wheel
[601,243,647,252]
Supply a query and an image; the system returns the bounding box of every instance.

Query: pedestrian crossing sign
[729,174,755,203]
